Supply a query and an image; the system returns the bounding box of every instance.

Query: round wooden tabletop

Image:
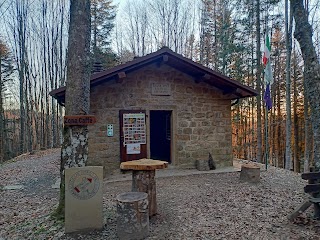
[120,158,168,171]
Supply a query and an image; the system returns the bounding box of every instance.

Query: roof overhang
[50,47,258,106]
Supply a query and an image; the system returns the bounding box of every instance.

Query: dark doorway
[150,110,171,163]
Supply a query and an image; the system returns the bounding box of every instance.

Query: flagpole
[265,105,268,171]
[263,28,272,171]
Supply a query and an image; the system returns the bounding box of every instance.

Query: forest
[0,0,319,173]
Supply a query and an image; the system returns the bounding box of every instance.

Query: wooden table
[120,158,168,216]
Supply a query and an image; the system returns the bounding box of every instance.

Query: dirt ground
[1,149,320,240]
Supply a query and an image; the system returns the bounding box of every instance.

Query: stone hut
[50,47,257,176]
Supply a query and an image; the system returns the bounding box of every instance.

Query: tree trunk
[132,170,157,217]
[293,49,300,172]
[0,52,3,162]
[116,192,149,240]
[276,53,282,167]
[290,0,320,171]
[16,3,27,154]
[56,0,91,218]
[285,0,293,170]
[304,76,311,172]
[256,0,262,163]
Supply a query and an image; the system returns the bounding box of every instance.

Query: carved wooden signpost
[289,170,320,221]
[64,115,96,126]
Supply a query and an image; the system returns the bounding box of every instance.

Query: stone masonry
[88,63,232,176]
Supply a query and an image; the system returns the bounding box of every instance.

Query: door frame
[119,108,176,165]
[149,110,172,163]
[146,107,176,165]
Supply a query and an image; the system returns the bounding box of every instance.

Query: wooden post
[116,192,149,240]
[132,170,157,216]
[288,201,312,221]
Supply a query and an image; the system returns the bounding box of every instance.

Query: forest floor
[1,149,320,240]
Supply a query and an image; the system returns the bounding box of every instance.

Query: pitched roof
[50,47,258,105]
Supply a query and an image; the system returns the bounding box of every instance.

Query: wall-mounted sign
[126,143,141,154]
[151,82,171,96]
[64,115,96,126]
[123,113,146,145]
[107,124,113,137]
[65,166,103,233]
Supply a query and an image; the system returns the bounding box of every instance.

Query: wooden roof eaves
[49,50,167,100]
[49,47,258,104]
[165,52,258,97]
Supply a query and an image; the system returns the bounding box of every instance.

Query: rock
[3,185,24,190]
[196,160,210,171]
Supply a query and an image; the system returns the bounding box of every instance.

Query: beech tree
[290,0,320,170]
[0,40,14,162]
[256,0,263,163]
[56,0,91,218]
[284,0,293,170]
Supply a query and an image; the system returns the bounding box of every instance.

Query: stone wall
[88,63,232,176]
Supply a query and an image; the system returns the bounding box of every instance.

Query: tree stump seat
[116,192,149,240]
[120,159,168,217]
[240,163,260,183]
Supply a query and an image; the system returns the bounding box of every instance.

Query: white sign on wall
[151,82,171,96]
[126,143,141,154]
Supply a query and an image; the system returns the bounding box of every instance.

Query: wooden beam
[288,201,312,221]
[223,88,242,95]
[302,172,320,180]
[203,73,210,80]
[194,73,211,83]
[157,55,169,67]
[116,71,126,83]
[58,98,65,107]
[304,183,320,193]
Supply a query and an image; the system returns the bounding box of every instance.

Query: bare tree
[284,0,294,170]
[123,1,149,56]
[0,40,14,162]
[290,0,320,170]
[55,0,91,218]
[256,0,263,163]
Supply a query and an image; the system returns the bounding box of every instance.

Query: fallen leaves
[0,149,319,239]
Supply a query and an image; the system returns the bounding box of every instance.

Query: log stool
[116,192,149,240]
[240,163,260,183]
[120,159,168,216]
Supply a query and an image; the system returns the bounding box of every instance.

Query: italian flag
[263,34,273,110]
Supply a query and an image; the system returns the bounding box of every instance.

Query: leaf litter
[1,149,320,239]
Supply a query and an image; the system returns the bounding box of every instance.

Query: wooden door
[119,110,147,162]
